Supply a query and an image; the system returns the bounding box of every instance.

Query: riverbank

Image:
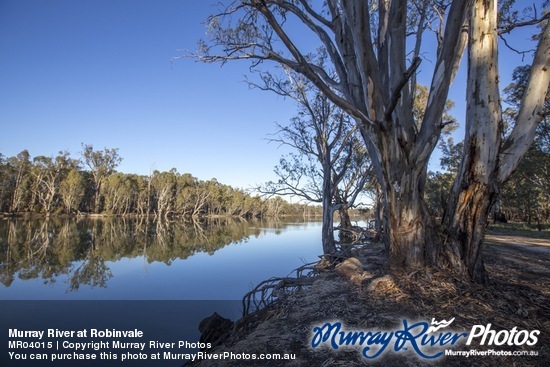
[189,235,549,367]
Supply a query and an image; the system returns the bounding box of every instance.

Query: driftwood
[337,225,376,244]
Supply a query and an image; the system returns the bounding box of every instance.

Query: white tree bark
[445,1,550,282]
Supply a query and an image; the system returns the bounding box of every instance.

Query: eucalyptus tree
[204,178,225,216]
[81,144,122,213]
[508,124,550,223]
[261,81,371,253]
[7,150,32,213]
[504,66,550,200]
[175,173,198,216]
[59,168,85,214]
[0,154,8,212]
[191,182,212,217]
[334,138,372,230]
[195,0,550,281]
[442,2,549,281]
[102,173,139,215]
[173,173,212,217]
[31,152,76,214]
[134,175,151,216]
[224,188,248,216]
[151,169,178,219]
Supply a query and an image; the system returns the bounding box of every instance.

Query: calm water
[0,217,323,300]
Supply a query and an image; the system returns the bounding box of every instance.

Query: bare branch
[385,57,422,121]
[498,12,550,35]
[498,34,536,61]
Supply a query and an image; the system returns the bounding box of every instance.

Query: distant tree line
[0,144,321,218]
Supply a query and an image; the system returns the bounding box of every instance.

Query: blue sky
[0,0,297,189]
[0,0,541,190]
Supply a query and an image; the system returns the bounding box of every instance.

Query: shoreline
[189,237,550,366]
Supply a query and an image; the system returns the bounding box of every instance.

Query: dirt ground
[189,233,550,367]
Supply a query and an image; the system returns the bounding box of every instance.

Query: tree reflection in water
[0,217,295,291]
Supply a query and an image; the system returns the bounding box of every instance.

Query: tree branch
[498,12,550,35]
[412,0,472,164]
[385,57,422,121]
[498,20,550,183]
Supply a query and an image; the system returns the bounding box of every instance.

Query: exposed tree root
[242,261,319,316]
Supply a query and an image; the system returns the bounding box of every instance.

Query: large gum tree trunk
[444,0,503,283]
[321,202,335,255]
[443,0,550,283]
[446,182,496,282]
[338,203,352,230]
[321,172,336,255]
[337,202,356,243]
[383,162,438,271]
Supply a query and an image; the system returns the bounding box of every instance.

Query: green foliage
[4,150,33,212]
[81,144,122,213]
[500,64,550,224]
[31,151,77,214]
[59,168,85,214]
[425,171,455,218]
[439,138,463,174]
[413,84,457,135]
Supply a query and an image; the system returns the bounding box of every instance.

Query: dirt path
[486,233,550,248]
[485,234,550,287]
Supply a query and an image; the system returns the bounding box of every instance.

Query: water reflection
[0,217,308,292]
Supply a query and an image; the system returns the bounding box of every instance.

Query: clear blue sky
[0,0,540,189]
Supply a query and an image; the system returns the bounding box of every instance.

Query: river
[0,217,323,300]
